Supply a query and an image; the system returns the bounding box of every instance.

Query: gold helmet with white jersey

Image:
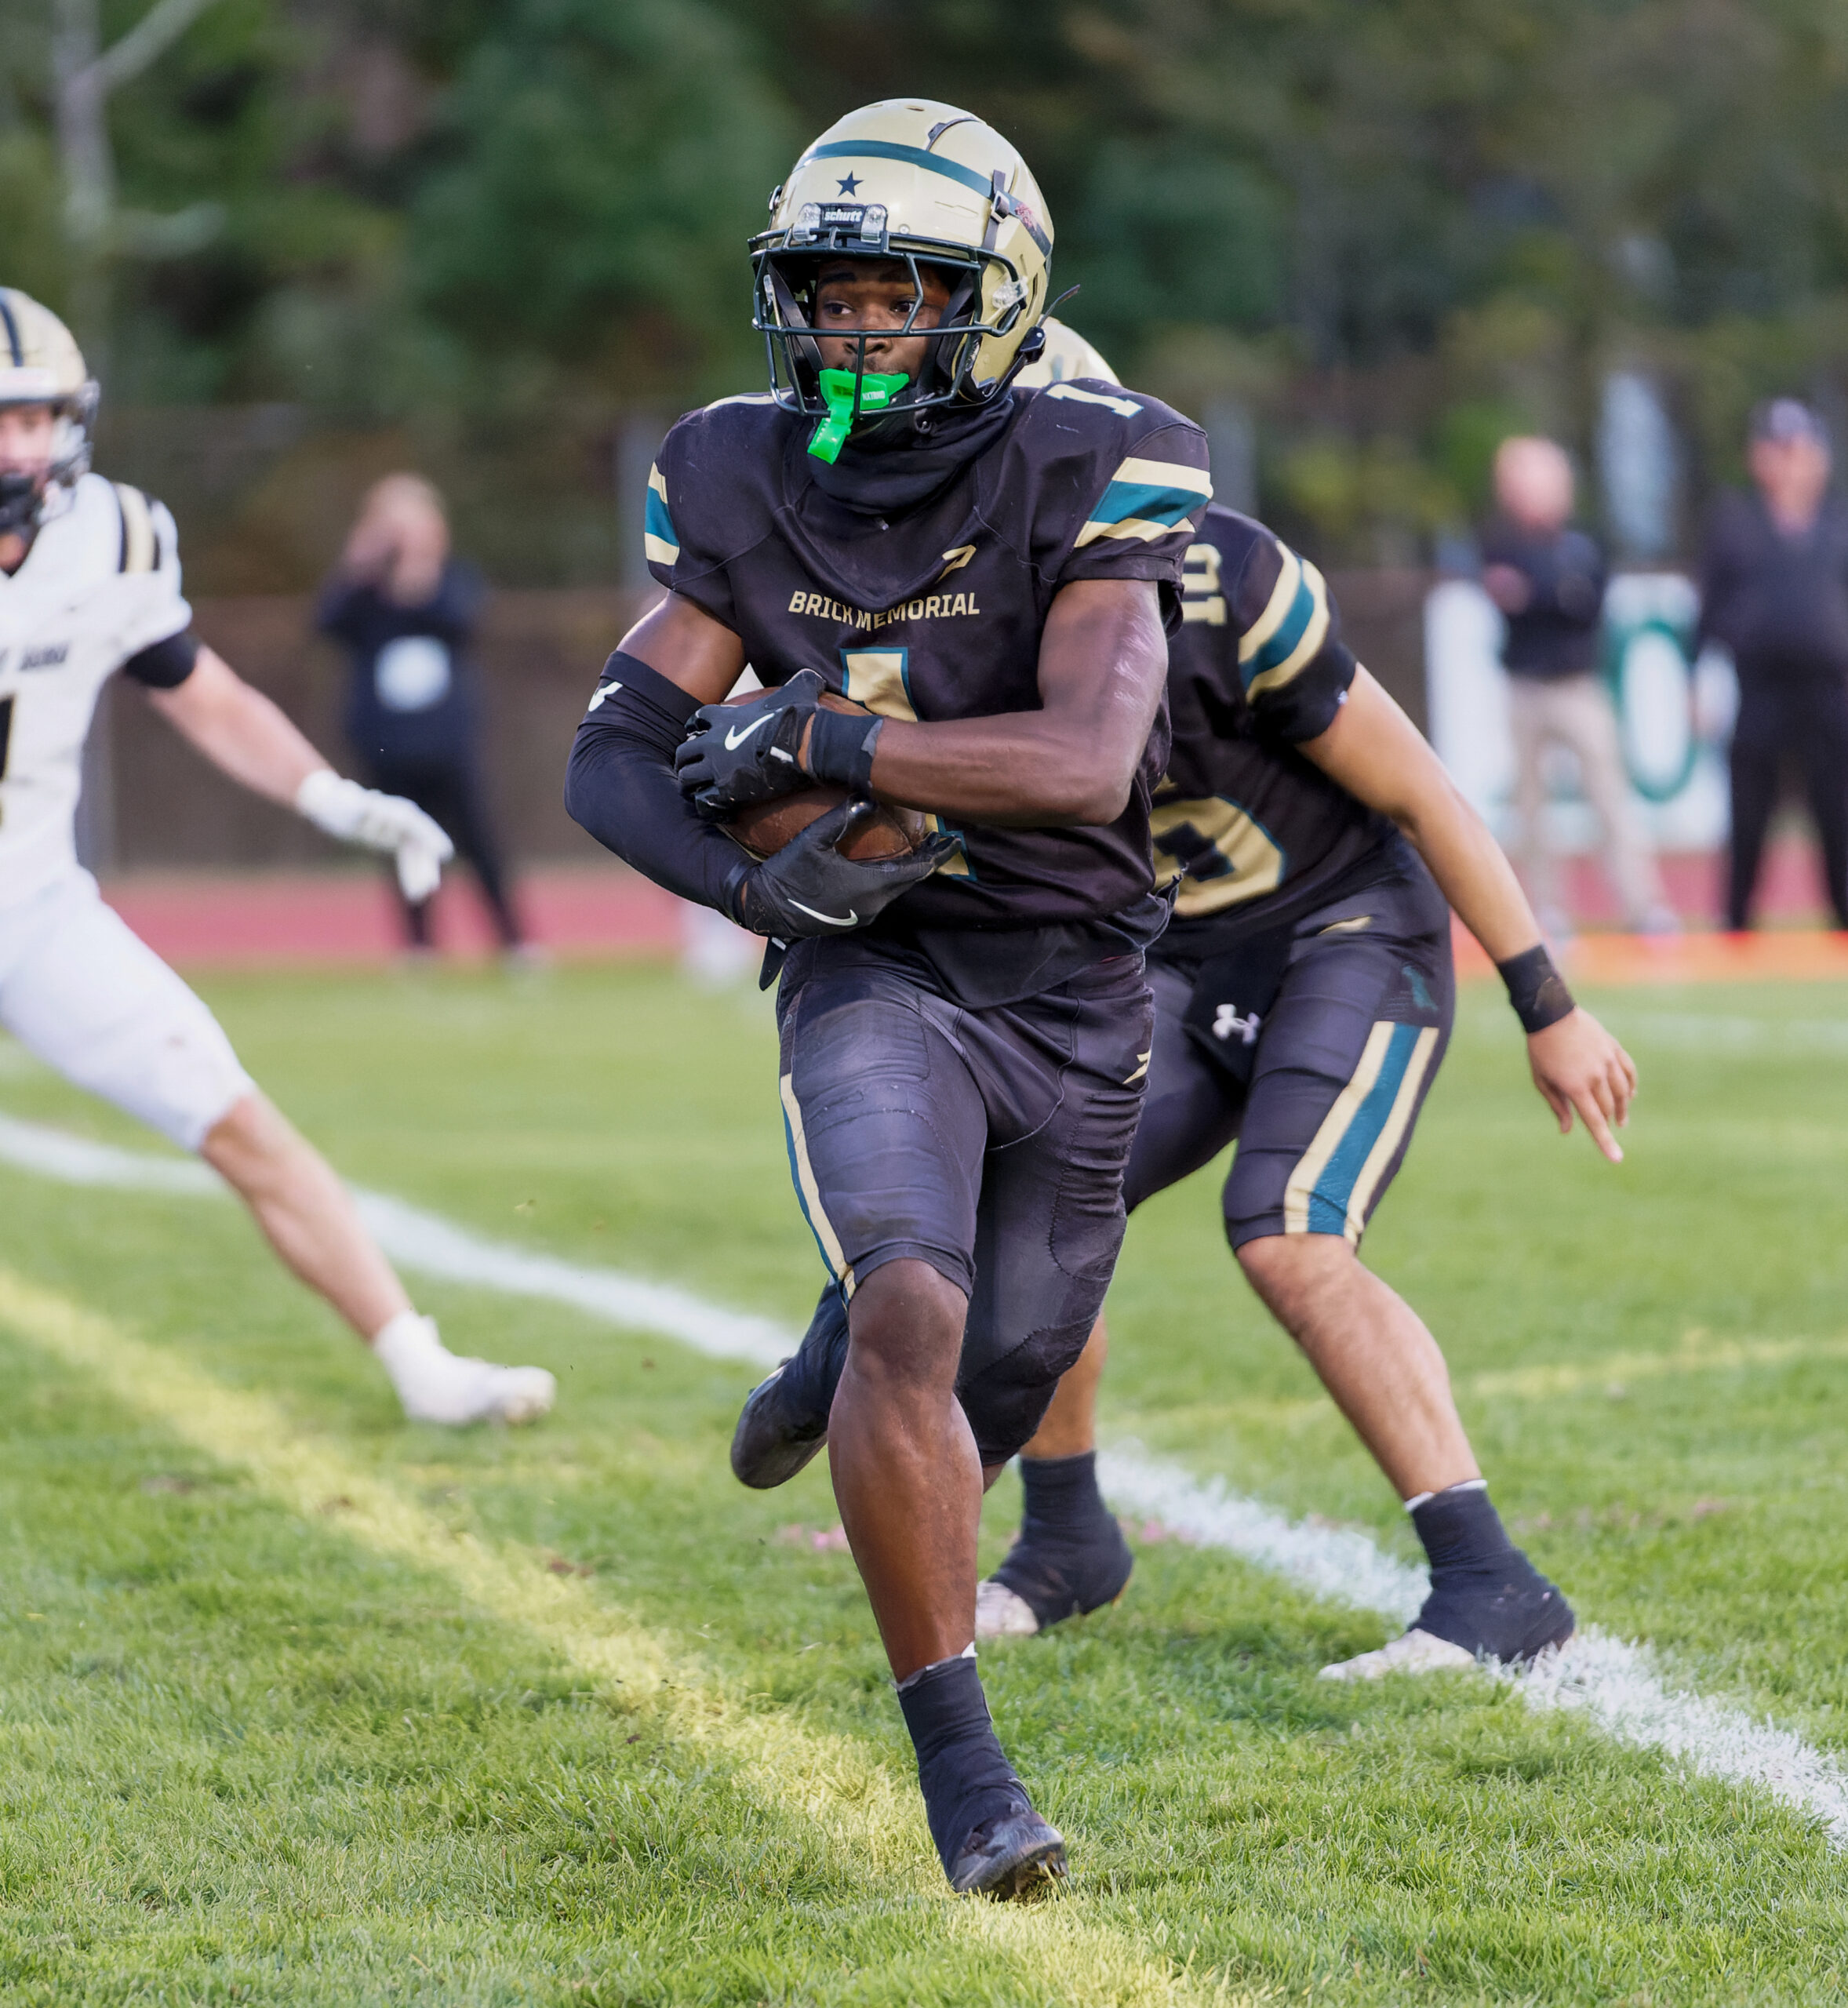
[0,289,100,535]
[751,99,1055,437]
[1013,317,1119,391]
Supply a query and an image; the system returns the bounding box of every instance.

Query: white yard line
[5,1108,1848,1846]
[1462,1006,1848,1056]
[1608,1013,1848,1055]
[1098,1449,1848,1846]
[1098,1447,1428,1625]
[0,1113,788,1368]
[349,1190,788,1368]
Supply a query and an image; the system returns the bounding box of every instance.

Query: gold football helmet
[751,99,1054,429]
[0,289,100,524]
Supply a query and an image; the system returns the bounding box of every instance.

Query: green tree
[408,0,796,402]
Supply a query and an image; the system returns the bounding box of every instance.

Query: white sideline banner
[1424,574,1735,853]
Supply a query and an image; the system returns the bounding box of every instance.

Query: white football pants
[0,871,253,1150]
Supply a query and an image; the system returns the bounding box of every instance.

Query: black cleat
[729,1286,848,1489]
[980,1516,1136,1638]
[898,1651,1064,1899]
[948,1809,1068,1898]
[1321,1554,1574,1681]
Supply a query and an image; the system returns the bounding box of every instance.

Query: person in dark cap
[1698,399,1848,930]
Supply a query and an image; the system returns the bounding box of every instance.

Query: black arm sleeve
[121,628,200,689]
[565,651,752,919]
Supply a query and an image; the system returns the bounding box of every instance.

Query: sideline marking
[7,1109,1848,1850]
[0,1265,1212,2007]
[0,1113,788,1367]
[1461,1003,1848,1055]
[1471,1330,1848,1401]
[1097,1452,1848,1848]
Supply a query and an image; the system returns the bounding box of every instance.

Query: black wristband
[1497,944,1575,1034]
[803,706,884,793]
[722,854,758,929]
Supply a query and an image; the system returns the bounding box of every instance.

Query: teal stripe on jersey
[1305,1023,1421,1236]
[645,486,677,551]
[1243,570,1318,687]
[799,140,993,200]
[1088,478,1202,531]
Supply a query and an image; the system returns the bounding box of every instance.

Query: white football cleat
[399,1356,557,1427]
[1319,1627,1477,1682]
[975,1578,1042,1639]
[374,1312,555,1425]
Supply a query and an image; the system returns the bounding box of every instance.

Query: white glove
[296,768,455,901]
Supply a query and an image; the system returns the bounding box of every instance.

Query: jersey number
[0,696,12,826]
[1151,793,1286,916]
[835,649,972,878]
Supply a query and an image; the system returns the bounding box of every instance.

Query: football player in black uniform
[566,104,1208,1895]
[733,329,1637,1685]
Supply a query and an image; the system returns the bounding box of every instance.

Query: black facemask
[0,471,40,540]
[802,394,1017,518]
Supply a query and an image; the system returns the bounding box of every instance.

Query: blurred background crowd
[6,0,1848,940]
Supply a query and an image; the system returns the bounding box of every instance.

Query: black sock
[1409,1481,1513,1575]
[782,1286,849,1430]
[1408,1482,1573,1660]
[895,1654,1028,1874]
[994,1451,1133,1627]
[1018,1450,1115,1541]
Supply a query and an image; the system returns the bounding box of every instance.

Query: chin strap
[809,367,909,463]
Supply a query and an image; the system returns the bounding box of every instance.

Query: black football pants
[1726,678,1848,932]
[774,937,1154,1465]
[362,754,523,949]
[1126,859,1453,1244]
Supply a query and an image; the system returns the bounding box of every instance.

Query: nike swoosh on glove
[732,798,960,938]
[675,669,826,820]
[296,769,455,900]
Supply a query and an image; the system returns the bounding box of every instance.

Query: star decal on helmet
[835,173,862,195]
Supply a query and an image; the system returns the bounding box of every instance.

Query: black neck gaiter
[803,395,1017,518]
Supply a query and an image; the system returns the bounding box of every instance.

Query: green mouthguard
[808,368,908,463]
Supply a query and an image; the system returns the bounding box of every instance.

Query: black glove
[675,669,827,820]
[731,798,961,937]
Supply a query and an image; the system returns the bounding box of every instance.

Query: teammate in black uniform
[733,340,1638,1684]
[565,103,1207,1895]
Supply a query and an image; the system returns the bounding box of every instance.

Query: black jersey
[1155,504,1403,958]
[646,381,1209,933]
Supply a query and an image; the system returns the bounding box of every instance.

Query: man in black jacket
[1700,399,1848,931]
[318,475,526,955]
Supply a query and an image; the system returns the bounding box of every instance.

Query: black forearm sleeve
[565,652,751,919]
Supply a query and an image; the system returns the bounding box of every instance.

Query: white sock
[1402,1478,1487,1514]
[372,1310,454,1403]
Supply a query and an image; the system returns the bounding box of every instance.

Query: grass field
[2,960,1848,2005]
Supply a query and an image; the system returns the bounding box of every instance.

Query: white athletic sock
[1402,1477,1488,1514]
[371,1310,453,1403]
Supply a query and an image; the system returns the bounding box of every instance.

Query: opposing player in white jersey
[0,288,553,1426]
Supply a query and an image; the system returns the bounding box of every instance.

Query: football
[717,688,929,860]
[726,784,928,861]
